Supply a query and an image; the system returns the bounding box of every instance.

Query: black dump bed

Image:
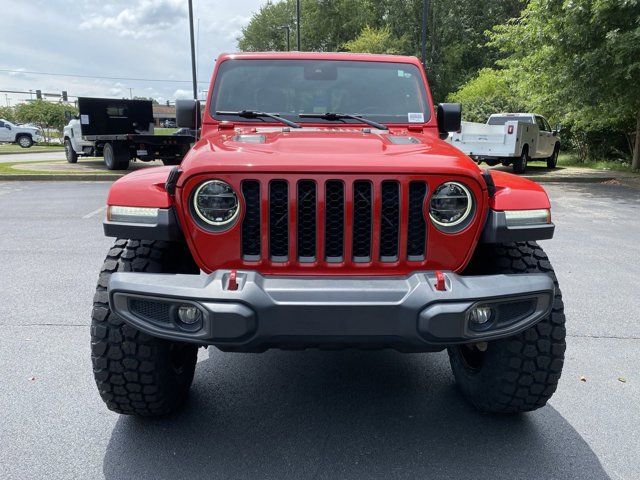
[78,98,154,136]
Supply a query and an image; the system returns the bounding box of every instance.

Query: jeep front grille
[241,177,428,265]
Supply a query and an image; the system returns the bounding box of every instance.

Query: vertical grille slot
[241,180,261,260]
[407,181,427,260]
[269,180,289,261]
[297,180,317,261]
[325,180,344,262]
[352,181,372,262]
[380,181,400,261]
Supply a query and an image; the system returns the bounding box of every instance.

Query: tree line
[238,0,639,168]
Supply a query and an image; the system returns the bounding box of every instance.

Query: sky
[0,0,266,106]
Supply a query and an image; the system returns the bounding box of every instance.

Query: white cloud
[79,0,187,38]
[0,0,265,104]
[173,89,192,100]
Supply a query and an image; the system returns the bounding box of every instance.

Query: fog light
[177,305,202,324]
[468,306,493,325]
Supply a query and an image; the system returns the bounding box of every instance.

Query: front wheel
[447,242,566,413]
[17,135,33,148]
[64,139,78,163]
[91,239,200,416]
[547,145,559,169]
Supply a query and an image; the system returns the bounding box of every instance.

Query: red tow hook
[227,269,239,291]
[435,270,446,291]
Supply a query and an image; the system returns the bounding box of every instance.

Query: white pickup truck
[447,113,560,173]
[0,119,45,148]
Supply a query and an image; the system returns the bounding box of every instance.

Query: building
[152,104,176,126]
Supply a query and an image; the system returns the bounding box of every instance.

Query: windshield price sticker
[408,112,424,123]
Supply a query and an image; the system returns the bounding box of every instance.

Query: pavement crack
[567,333,640,340]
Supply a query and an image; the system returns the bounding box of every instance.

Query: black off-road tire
[103,142,130,170]
[547,144,559,169]
[448,241,566,414]
[91,239,200,416]
[64,139,78,163]
[17,134,33,148]
[512,146,529,174]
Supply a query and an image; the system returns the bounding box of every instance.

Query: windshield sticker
[397,69,404,77]
[408,112,424,123]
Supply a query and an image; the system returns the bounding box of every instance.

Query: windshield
[210,59,430,125]
[487,115,533,125]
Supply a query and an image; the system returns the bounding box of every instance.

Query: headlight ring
[429,181,475,233]
[192,180,240,231]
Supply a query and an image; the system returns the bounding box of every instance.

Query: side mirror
[6,125,11,130]
[176,99,201,130]
[437,103,461,138]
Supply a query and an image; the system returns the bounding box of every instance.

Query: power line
[0,69,208,84]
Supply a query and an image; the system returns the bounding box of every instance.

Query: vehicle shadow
[103,349,608,480]
[491,164,569,176]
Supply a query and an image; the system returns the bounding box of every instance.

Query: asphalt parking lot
[0,180,638,480]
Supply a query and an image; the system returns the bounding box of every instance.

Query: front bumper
[108,270,554,352]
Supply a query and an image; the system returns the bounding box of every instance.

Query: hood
[180,127,482,178]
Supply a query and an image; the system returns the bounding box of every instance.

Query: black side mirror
[437,103,461,138]
[176,99,201,130]
[554,123,561,135]
[6,125,11,130]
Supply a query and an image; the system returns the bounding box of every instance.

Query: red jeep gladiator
[93,52,565,416]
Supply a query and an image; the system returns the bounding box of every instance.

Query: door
[534,115,553,158]
[0,120,12,142]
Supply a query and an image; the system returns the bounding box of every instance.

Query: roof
[216,51,422,65]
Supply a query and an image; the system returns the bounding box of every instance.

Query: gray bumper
[108,270,554,352]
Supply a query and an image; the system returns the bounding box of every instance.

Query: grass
[558,153,639,174]
[0,161,91,175]
[154,128,178,135]
[0,143,64,155]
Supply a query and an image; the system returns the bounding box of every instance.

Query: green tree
[14,100,78,142]
[0,106,16,123]
[343,26,407,54]
[447,68,525,122]
[490,0,640,166]
[237,0,526,102]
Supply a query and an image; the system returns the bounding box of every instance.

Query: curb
[524,175,616,184]
[0,150,64,156]
[0,174,122,181]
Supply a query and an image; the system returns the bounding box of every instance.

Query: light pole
[280,25,291,51]
[188,0,198,100]
[421,0,430,69]
[296,0,301,51]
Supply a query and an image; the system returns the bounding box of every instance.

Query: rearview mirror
[437,103,461,138]
[176,99,201,130]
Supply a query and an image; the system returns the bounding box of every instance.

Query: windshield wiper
[216,110,301,129]
[298,112,388,130]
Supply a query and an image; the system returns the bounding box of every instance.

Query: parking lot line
[82,205,106,219]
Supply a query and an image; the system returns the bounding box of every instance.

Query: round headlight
[429,182,474,231]
[193,180,239,229]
